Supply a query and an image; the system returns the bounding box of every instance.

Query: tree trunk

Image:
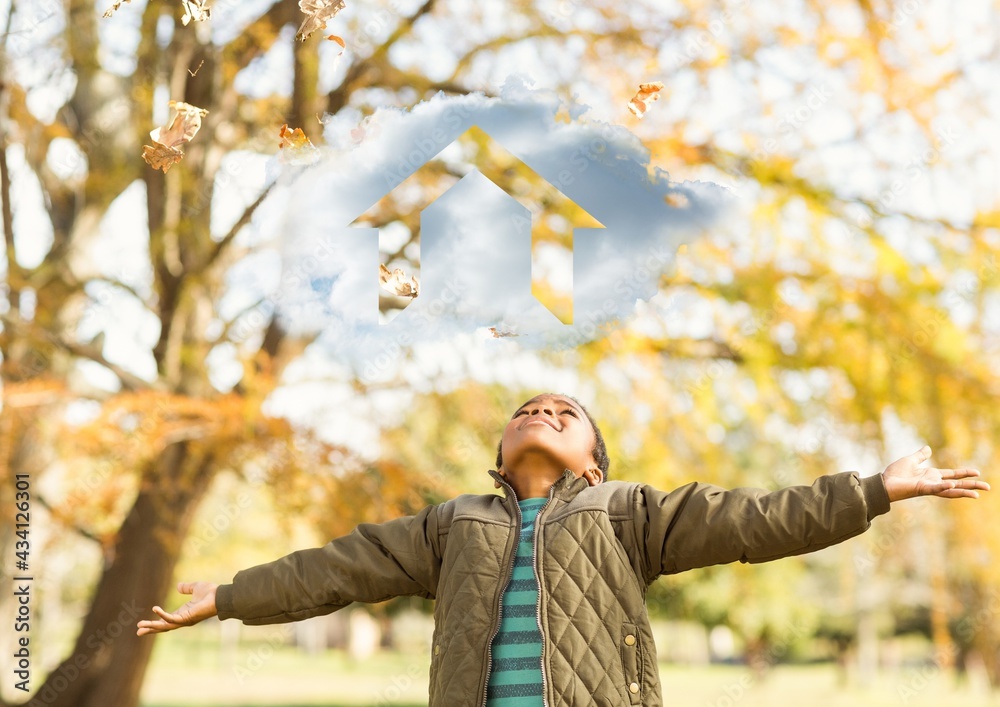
[27,444,213,707]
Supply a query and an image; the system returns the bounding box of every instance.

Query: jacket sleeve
[633,471,890,584]
[214,503,446,625]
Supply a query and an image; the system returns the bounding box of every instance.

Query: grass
[140,636,1000,707]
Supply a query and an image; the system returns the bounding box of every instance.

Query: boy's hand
[136,581,218,636]
[882,446,989,503]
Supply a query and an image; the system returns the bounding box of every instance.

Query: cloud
[270,75,733,371]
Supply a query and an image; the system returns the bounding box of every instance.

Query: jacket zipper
[532,485,557,707]
[480,478,522,707]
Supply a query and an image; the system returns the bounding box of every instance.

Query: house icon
[348,125,605,327]
[282,88,718,359]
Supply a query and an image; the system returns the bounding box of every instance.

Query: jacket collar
[488,468,591,508]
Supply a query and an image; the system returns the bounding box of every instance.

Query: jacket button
[629,682,640,694]
[624,634,636,646]
[434,645,440,656]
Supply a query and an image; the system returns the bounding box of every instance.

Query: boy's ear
[583,467,603,486]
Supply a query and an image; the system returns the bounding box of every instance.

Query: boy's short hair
[495,394,611,482]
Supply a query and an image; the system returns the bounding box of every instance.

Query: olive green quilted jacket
[215,469,890,705]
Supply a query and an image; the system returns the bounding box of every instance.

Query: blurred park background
[2,0,1000,705]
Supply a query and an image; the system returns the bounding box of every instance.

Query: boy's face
[497,394,601,486]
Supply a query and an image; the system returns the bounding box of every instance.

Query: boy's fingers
[152,606,185,623]
[137,619,172,636]
[936,467,979,479]
[177,582,194,594]
[937,489,980,499]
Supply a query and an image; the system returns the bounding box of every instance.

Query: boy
[137,393,988,706]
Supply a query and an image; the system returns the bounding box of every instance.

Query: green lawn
[140,636,1000,707]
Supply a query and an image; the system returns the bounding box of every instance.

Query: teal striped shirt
[487,497,548,706]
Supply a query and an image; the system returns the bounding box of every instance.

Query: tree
[2,1,998,705]
[0,0,464,704]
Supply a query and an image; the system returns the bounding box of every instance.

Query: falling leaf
[278,124,320,165]
[181,0,211,25]
[102,0,132,18]
[326,34,346,54]
[152,101,209,147]
[379,263,419,298]
[141,144,184,173]
[627,81,665,119]
[296,0,346,42]
[278,124,313,150]
[488,326,520,338]
[141,100,209,173]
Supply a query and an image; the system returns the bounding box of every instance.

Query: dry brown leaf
[278,124,314,150]
[152,101,209,147]
[379,263,419,298]
[141,101,209,172]
[278,124,320,165]
[181,0,211,25]
[296,0,346,41]
[326,34,346,54]
[627,81,665,119]
[141,143,184,173]
[102,0,132,18]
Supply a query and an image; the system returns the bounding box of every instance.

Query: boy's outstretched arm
[136,581,218,635]
[882,445,989,502]
[635,446,988,582]
[137,502,447,635]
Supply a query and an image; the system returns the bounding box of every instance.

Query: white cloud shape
[271,76,734,375]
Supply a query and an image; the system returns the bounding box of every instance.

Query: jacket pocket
[620,621,643,705]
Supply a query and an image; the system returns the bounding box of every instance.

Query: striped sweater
[486,497,548,705]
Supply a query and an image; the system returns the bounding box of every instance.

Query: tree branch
[212,296,269,346]
[643,336,745,363]
[326,0,441,114]
[35,493,105,545]
[0,80,19,304]
[89,277,152,308]
[0,314,157,392]
[203,180,276,271]
[703,145,978,235]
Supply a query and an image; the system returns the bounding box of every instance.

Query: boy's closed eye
[513,409,579,418]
